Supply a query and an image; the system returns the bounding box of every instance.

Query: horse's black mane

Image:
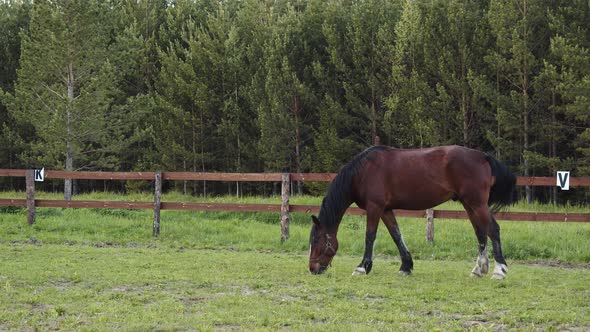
[319,145,391,230]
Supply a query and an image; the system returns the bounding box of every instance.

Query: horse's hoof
[399,270,411,276]
[470,267,484,278]
[491,273,506,280]
[480,265,489,275]
[475,254,489,275]
[491,263,508,280]
[352,267,366,276]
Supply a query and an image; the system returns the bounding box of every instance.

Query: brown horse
[309,145,516,279]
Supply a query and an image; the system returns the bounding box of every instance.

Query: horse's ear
[311,215,320,226]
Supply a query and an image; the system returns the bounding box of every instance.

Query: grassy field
[0,244,589,330]
[1,191,589,330]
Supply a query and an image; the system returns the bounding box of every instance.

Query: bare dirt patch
[523,261,590,270]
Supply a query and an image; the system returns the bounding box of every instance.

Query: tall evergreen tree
[323,0,401,146]
[156,0,260,194]
[108,0,169,174]
[0,0,31,178]
[424,0,491,148]
[487,0,551,203]
[257,8,301,172]
[156,10,212,194]
[6,0,119,199]
[387,0,436,147]
[311,0,360,169]
[547,2,590,174]
[387,0,492,148]
[257,2,316,184]
[0,0,589,201]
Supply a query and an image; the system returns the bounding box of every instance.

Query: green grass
[1,191,589,330]
[1,191,589,263]
[1,244,588,331]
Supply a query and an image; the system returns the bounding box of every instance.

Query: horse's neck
[321,191,353,229]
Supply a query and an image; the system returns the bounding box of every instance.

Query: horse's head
[309,215,338,274]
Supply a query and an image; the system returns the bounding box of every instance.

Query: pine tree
[387,0,436,148]
[257,2,315,184]
[156,12,210,194]
[155,0,258,195]
[6,0,119,199]
[107,0,169,175]
[548,2,590,176]
[0,0,31,179]
[323,0,401,146]
[487,0,551,203]
[426,0,491,147]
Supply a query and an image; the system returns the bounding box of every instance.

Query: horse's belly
[391,197,451,211]
[389,185,454,210]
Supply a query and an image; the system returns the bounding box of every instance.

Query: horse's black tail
[485,154,517,214]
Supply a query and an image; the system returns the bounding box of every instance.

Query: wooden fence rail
[1,169,589,241]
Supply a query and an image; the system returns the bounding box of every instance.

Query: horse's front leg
[381,210,413,275]
[352,208,381,275]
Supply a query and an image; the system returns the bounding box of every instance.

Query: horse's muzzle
[309,263,327,275]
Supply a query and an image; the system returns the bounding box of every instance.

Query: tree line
[1,0,589,203]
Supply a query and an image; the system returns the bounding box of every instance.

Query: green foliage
[0,1,31,177]
[2,0,590,203]
[5,0,121,172]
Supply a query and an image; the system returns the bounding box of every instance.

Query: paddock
[1,240,588,330]
[1,170,589,330]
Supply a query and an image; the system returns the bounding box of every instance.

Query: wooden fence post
[280,173,290,242]
[153,171,162,237]
[26,169,35,225]
[426,208,434,243]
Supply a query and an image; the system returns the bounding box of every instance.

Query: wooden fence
[1,169,590,241]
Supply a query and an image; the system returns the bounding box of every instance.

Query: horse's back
[353,145,491,210]
[381,145,486,179]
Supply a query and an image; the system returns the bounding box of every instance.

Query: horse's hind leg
[381,210,413,275]
[352,206,381,276]
[489,215,508,279]
[464,205,491,278]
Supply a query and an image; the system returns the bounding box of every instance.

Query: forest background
[1,0,589,204]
